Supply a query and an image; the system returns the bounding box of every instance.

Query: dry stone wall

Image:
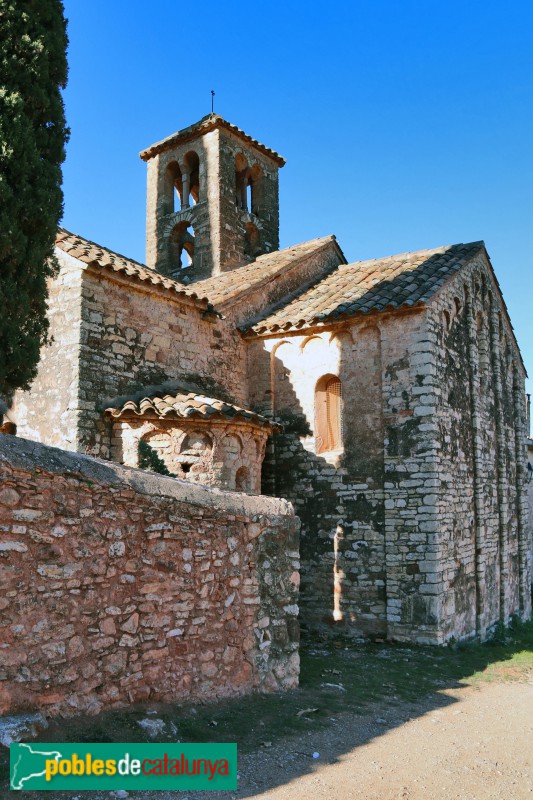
[0,435,299,717]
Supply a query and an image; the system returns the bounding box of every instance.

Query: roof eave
[139,115,286,167]
[244,300,427,338]
[104,406,280,432]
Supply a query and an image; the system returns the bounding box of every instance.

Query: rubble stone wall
[527,439,533,584]
[11,251,83,450]
[249,252,530,644]
[248,323,389,639]
[110,417,268,494]
[430,254,531,641]
[145,129,215,279]
[223,243,343,328]
[78,267,249,457]
[218,127,280,270]
[145,126,281,280]
[0,436,300,717]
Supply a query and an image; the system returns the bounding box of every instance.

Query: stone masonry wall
[217,127,280,269]
[250,313,436,641]
[429,253,531,641]
[145,126,281,281]
[377,308,443,643]
[248,256,530,644]
[248,324,389,639]
[78,267,249,457]
[222,241,344,329]
[110,417,268,494]
[11,251,83,449]
[527,439,533,584]
[0,435,300,717]
[145,129,215,279]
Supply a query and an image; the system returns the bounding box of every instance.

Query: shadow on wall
[258,329,387,640]
[253,243,529,643]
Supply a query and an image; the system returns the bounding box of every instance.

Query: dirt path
[90,679,531,800]
[243,681,533,800]
[6,641,532,800]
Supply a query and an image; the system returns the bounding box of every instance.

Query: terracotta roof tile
[140,114,286,166]
[246,241,485,335]
[193,235,342,308]
[55,228,213,308]
[104,388,278,430]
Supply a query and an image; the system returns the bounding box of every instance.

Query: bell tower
[140,114,285,282]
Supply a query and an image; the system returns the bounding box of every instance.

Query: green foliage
[274,409,312,437]
[138,440,175,477]
[487,620,508,647]
[0,0,69,395]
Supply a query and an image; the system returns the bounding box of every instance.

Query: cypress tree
[0,0,69,397]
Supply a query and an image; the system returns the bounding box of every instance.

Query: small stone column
[181,171,190,209]
[240,168,251,211]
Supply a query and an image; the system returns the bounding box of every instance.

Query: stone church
[9,113,531,644]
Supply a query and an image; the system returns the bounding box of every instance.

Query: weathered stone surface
[0,436,299,717]
[0,713,48,746]
[144,120,282,280]
[250,251,530,644]
[4,114,530,657]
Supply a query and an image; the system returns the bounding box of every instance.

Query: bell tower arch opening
[164,161,183,214]
[182,149,200,207]
[168,220,195,277]
[142,114,285,281]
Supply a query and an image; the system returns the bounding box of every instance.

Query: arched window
[315,375,343,454]
[235,154,249,210]
[235,466,251,493]
[165,161,183,214]
[169,220,195,273]
[183,150,200,206]
[249,164,263,215]
[235,157,263,216]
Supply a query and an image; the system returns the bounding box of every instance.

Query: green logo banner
[10,742,237,791]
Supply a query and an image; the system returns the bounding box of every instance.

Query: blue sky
[61,0,533,406]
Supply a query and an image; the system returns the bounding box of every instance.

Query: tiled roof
[55,228,213,307]
[246,241,485,335]
[140,114,286,166]
[105,388,278,430]
[192,236,342,308]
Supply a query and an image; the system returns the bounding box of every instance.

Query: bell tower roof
[140,114,286,167]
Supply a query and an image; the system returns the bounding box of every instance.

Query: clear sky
[61,0,533,406]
